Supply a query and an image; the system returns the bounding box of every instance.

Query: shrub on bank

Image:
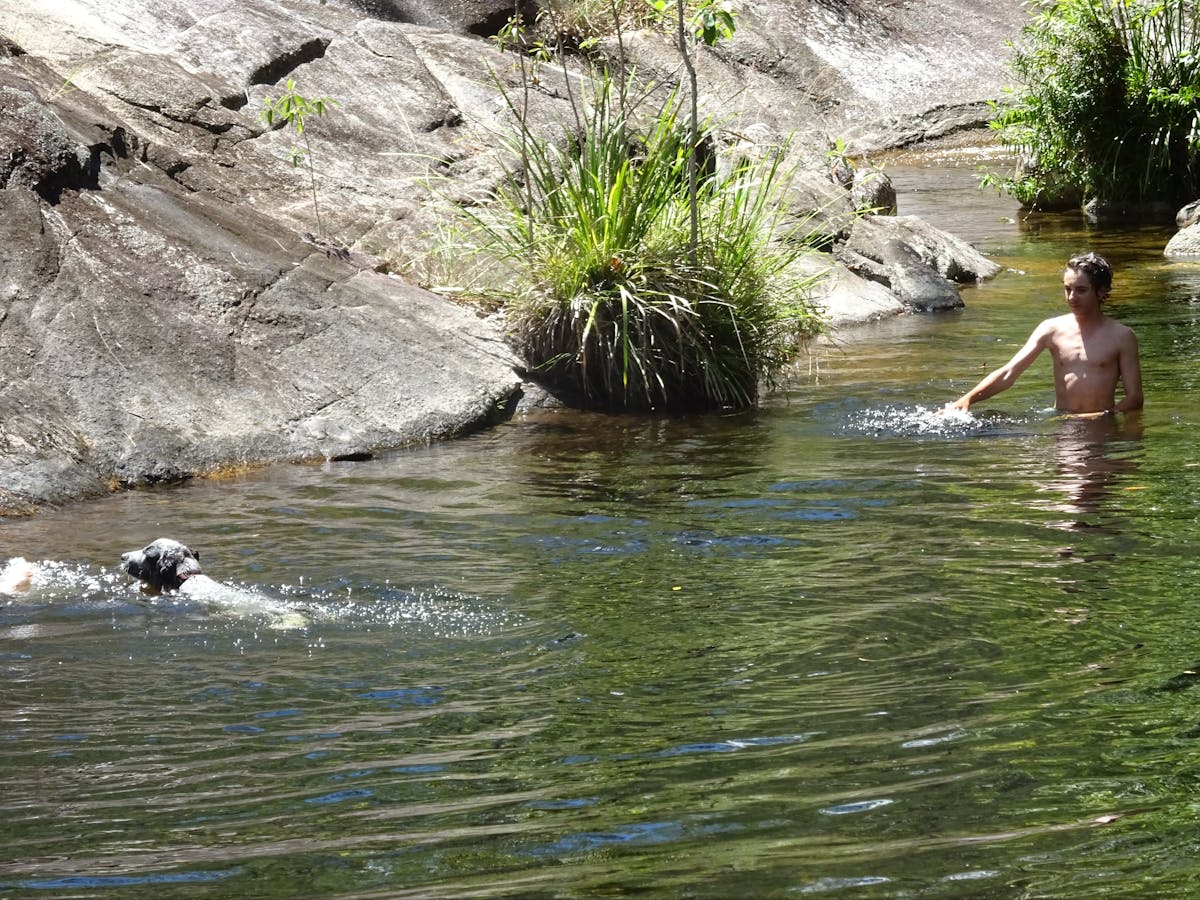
[459,81,824,413]
[986,0,1200,210]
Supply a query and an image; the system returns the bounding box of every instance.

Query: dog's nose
[121,551,131,562]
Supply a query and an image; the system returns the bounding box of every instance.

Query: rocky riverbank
[0,0,1028,515]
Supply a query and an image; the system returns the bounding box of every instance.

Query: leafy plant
[457,79,823,413]
[260,78,340,236]
[985,0,1200,209]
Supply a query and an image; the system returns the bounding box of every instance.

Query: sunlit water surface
[4,154,1200,898]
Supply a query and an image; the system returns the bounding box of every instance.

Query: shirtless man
[948,252,1143,415]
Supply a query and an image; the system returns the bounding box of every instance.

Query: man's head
[121,538,203,592]
[1066,252,1113,299]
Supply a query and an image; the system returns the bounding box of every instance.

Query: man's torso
[1044,313,1128,413]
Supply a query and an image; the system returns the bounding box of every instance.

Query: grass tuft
[459,79,823,412]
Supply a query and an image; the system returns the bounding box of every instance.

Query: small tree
[458,79,823,412]
[260,79,340,236]
[493,14,557,215]
[647,0,737,255]
[459,0,822,413]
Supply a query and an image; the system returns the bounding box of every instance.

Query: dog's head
[120,538,203,592]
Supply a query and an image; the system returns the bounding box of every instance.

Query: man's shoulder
[1105,315,1135,335]
[1035,313,1074,334]
[1040,311,1081,325]
[1093,314,1136,341]
[1108,316,1139,349]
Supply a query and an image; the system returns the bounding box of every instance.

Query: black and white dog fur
[121,537,308,629]
[2,543,205,596]
[120,537,206,593]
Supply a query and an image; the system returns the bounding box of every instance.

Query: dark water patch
[0,867,242,891]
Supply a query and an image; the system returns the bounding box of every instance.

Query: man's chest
[1050,332,1118,370]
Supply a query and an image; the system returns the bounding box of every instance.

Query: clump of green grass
[459,81,823,413]
[985,0,1200,209]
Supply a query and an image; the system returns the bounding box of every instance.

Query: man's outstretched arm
[950,327,1048,411]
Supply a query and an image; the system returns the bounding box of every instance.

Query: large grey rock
[834,214,1000,311]
[850,164,897,215]
[0,0,1015,276]
[0,164,521,514]
[1166,200,1200,257]
[731,1,1026,151]
[334,0,530,35]
[841,214,1001,282]
[792,253,906,327]
[835,243,962,311]
[0,39,523,514]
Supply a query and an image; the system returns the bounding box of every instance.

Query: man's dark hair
[1067,252,1113,294]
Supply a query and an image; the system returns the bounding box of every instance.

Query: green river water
[3,156,1200,897]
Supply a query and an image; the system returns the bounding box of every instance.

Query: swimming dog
[120,538,204,593]
[120,538,308,629]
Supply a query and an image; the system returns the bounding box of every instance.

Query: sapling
[259,78,339,237]
[646,0,737,257]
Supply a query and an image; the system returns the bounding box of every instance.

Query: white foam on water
[0,559,126,599]
[840,403,987,438]
[3,557,520,638]
[290,583,523,636]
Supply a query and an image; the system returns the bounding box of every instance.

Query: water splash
[837,404,1015,438]
[0,559,125,600]
[2,558,518,638]
[280,582,523,636]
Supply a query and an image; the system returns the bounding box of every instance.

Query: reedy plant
[459,80,822,412]
[986,0,1200,208]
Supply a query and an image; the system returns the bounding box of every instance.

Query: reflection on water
[1038,414,1144,529]
[4,159,1200,897]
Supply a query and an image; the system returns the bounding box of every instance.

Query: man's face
[1063,267,1107,315]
